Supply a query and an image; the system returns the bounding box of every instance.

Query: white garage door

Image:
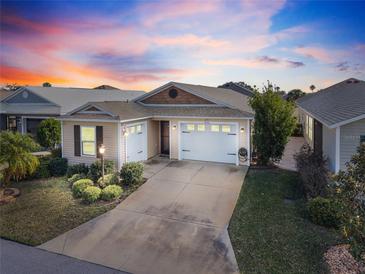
[180,122,238,164]
[126,123,147,162]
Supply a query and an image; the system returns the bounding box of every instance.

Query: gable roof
[2,86,145,115]
[297,78,365,128]
[62,101,254,122]
[135,81,253,113]
[217,82,254,97]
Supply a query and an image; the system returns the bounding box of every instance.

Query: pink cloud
[138,1,220,27]
[152,34,229,48]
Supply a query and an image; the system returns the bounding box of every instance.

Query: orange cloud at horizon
[0,65,70,86]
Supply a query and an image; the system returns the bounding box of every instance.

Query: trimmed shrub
[82,186,101,203]
[72,179,93,198]
[308,197,344,228]
[33,157,51,179]
[67,173,86,186]
[88,160,115,182]
[67,163,89,177]
[48,157,68,176]
[97,172,120,188]
[120,162,144,185]
[100,185,123,201]
[294,144,329,198]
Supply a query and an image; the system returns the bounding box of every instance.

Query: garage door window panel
[197,124,205,131]
[210,125,220,132]
[81,126,96,156]
[187,124,195,131]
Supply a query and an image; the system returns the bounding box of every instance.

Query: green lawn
[0,177,117,246]
[229,169,342,274]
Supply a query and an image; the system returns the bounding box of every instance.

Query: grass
[229,169,342,274]
[0,177,145,246]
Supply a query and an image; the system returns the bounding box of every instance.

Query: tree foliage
[42,82,52,87]
[37,118,61,149]
[249,82,296,165]
[286,89,306,102]
[0,131,40,186]
[334,144,365,256]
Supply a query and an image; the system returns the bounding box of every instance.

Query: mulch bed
[324,244,365,274]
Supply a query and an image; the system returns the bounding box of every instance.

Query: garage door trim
[177,121,239,165]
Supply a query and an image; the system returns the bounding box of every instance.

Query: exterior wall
[340,118,365,170]
[322,125,337,172]
[141,87,214,105]
[147,119,160,158]
[63,120,118,166]
[167,118,250,165]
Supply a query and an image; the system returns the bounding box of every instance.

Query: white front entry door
[180,122,238,164]
[126,123,147,162]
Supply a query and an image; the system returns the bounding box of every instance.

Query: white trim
[20,116,53,119]
[169,120,172,160]
[80,126,97,157]
[177,120,240,165]
[335,126,340,173]
[21,116,26,134]
[65,102,116,117]
[61,120,64,158]
[247,119,251,166]
[297,106,331,128]
[117,123,121,170]
[58,118,119,123]
[153,115,253,120]
[120,116,152,123]
[330,113,365,128]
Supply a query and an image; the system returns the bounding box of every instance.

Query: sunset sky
[1,0,364,92]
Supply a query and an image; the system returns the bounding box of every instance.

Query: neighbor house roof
[1,86,145,115]
[61,101,254,122]
[297,78,365,128]
[135,81,253,114]
[217,82,254,97]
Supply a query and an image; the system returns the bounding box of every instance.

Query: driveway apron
[40,159,248,274]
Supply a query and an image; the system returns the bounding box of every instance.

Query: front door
[160,121,170,155]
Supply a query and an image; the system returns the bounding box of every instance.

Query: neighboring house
[297,78,365,173]
[59,82,254,169]
[218,82,254,97]
[0,86,144,136]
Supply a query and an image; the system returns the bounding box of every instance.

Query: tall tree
[310,84,316,92]
[42,82,52,87]
[37,118,61,149]
[286,89,306,102]
[0,131,39,186]
[249,83,296,165]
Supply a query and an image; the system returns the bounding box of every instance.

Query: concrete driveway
[40,159,247,274]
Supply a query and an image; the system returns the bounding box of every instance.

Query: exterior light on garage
[172,124,177,130]
[122,127,129,136]
[240,127,244,133]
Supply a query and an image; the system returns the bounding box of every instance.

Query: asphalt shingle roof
[297,78,365,127]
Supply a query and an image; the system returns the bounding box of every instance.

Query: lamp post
[99,144,106,185]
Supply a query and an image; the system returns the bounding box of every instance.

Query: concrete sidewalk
[0,239,128,274]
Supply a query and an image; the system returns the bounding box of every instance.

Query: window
[197,124,205,131]
[168,88,178,98]
[81,126,96,156]
[361,135,365,145]
[221,125,231,133]
[128,126,135,134]
[308,116,313,142]
[7,116,17,131]
[210,125,220,132]
[136,125,142,133]
[187,124,195,131]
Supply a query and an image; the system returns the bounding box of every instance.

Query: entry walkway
[276,137,305,171]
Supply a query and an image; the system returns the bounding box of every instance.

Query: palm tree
[0,131,40,186]
[309,85,316,92]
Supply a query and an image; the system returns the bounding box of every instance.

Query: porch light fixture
[99,144,106,155]
[172,124,177,130]
[240,127,244,133]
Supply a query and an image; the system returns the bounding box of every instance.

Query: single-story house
[0,86,144,136]
[59,82,254,169]
[297,78,365,173]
